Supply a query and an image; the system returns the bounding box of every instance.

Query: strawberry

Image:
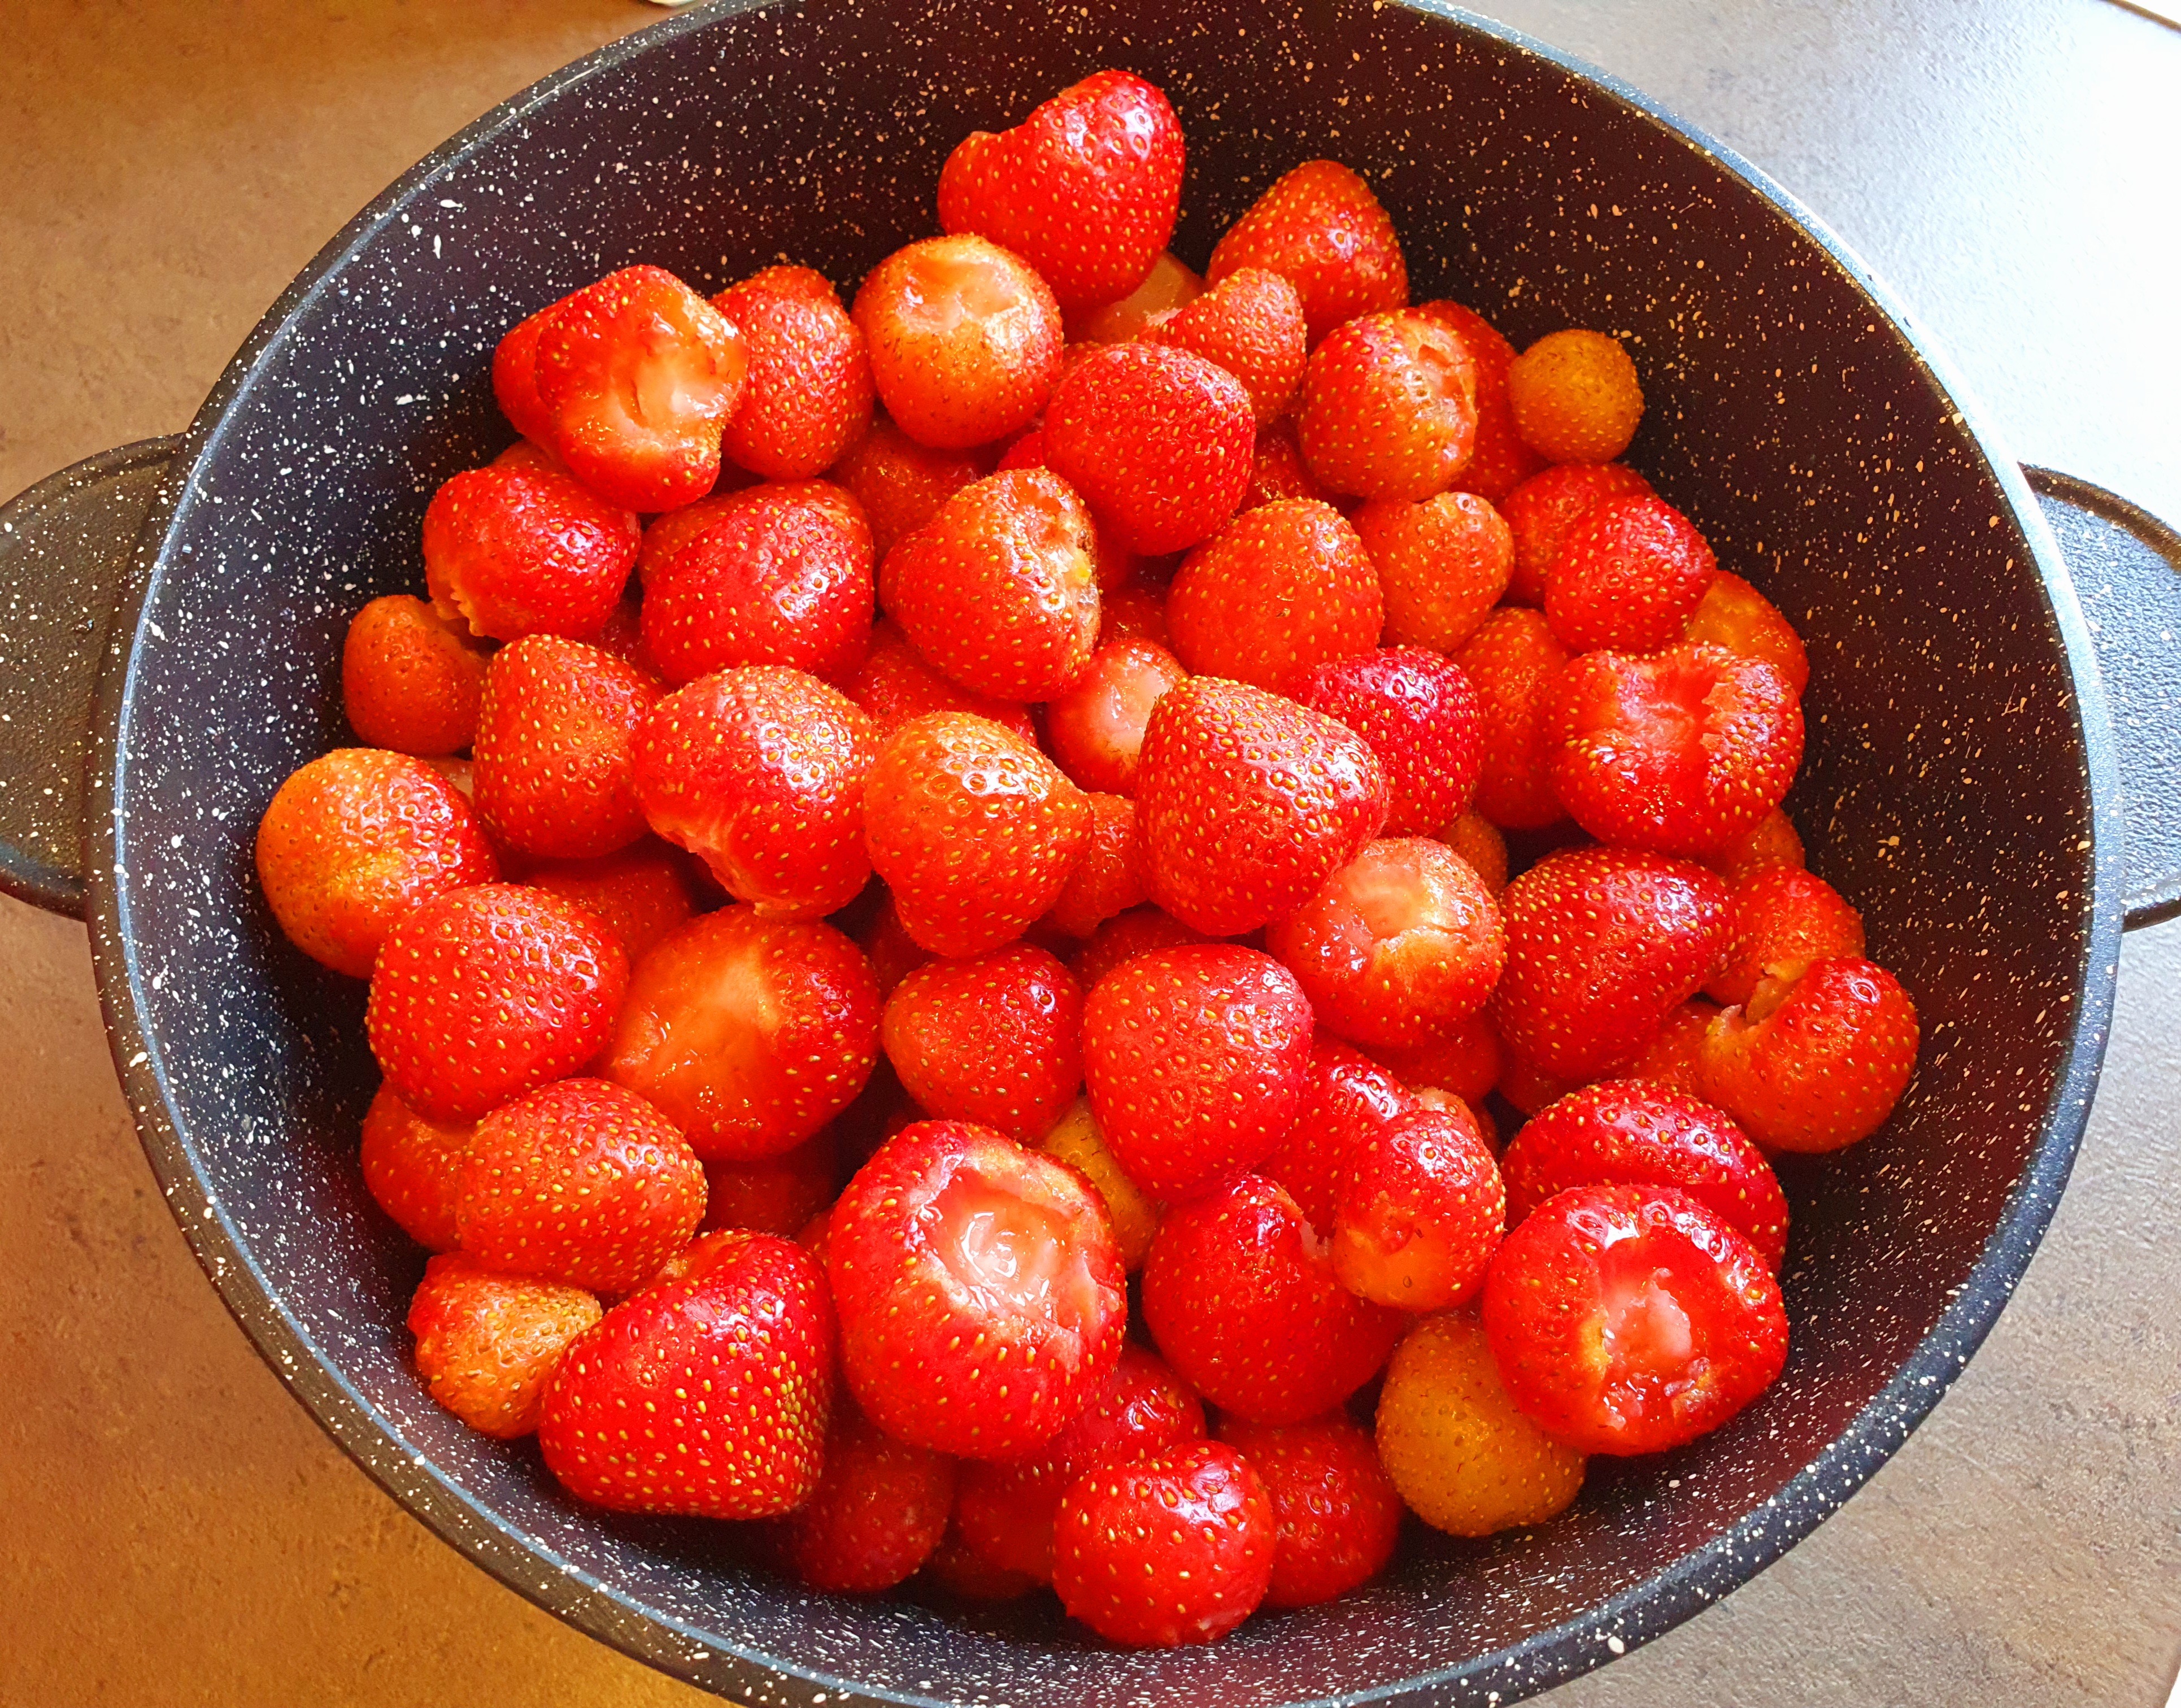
[827,1119,1128,1458]
[1043,638,1189,797]
[1138,265,1307,424]
[1044,343,1256,554]
[642,483,876,686]
[490,437,568,477]
[454,1077,706,1295]
[537,1228,834,1518]
[846,618,1038,745]
[341,594,490,758]
[1268,838,1504,1051]
[760,1405,956,1593]
[1216,1412,1401,1609]
[1135,677,1389,935]
[1683,569,1812,696]
[699,1130,838,1239]
[1034,1099,1161,1271]
[471,635,658,861]
[1507,328,1645,464]
[923,1519,1040,1602]
[490,294,571,446]
[937,69,1185,314]
[1501,1079,1789,1270]
[1041,792,1149,939]
[1499,461,1653,606]
[855,894,935,999]
[1699,956,1918,1152]
[713,265,874,480]
[359,1084,473,1251]
[1207,159,1408,345]
[987,432,1148,594]
[852,235,1063,449]
[881,943,1084,1143]
[1298,309,1477,501]
[955,1343,1206,1583]
[1068,250,1202,343]
[524,839,697,966]
[256,748,499,978]
[1360,1012,1503,1106]
[1544,643,1805,857]
[1545,493,1718,653]
[878,468,1101,702]
[1625,997,1721,1100]
[1351,490,1514,655]
[1099,578,1171,647]
[629,665,878,919]
[1165,500,1383,691]
[1491,846,1732,1084]
[421,464,639,643]
[1707,864,1865,1008]
[1439,811,1509,894]
[1141,1172,1405,1424]
[1243,419,1334,511]
[862,712,1093,958]
[534,265,748,512]
[1261,1034,1417,1234]
[1698,805,1807,882]
[1068,904,1212,992]
[1285,647,1482,835]
[1496,1043,1582,1119]
[603,905,880,1160]
[829,415,987,560]
[1333,1102,1504,1311]
[1052,1441,1275,1647]
[1081,944,1313,1200]
[641,478,868,587]
[406,1253,601,1439]
[1414,298,1547,502]
[1453,607,1574,831]
[1482,1182,1787,1454]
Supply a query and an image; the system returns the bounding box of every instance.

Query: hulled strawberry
[360,1084,473,1252]
[1207,159,1408,344]
[421,464,639,643]
[1138,265,1307,424]
[1545,493,1718,654]
[1453,607,1573,831]
[525,839,698,965]
[1041,792,1150,939]
[1261,1035,1418,1234]
[830,415,987,559]
[713,265,874,480]
[1499,461,1653,607]
[760,1405,956,1593]
[1415,298,1547,502]
[1216,1412,1402,1609]
[472,635,658,861]
[1044,639,1189,796]
[1683,569,1812,696]
[1699,956,1918,1152]
[1352,490,1514,655]
[1069,250,1202,343]
[1243,419,1334,511]
[1332,1102,1505,1312]
[846,618,1038,744]
[491,293,572,445]
[1507,328,1645,465]
[1707,864,1866,1008]
[881,943,1084,1143]
[1068,904,1213,992]
[407,1253,601,1439]
[1298,309,1477,501]
[341,594,491,758]
[1165,500,1383,691]
[1285,647,1481,835]
[699,1130,839,1239]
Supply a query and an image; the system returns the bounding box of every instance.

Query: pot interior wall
[102,0,2097,1701]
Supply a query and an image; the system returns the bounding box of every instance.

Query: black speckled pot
[5,2,2181,1704]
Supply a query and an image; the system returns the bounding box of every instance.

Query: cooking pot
[3,1,2178,1703]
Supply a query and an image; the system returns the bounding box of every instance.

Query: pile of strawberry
[254,69,1920,1648]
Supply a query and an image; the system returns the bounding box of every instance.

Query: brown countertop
[3,2,2176,1703]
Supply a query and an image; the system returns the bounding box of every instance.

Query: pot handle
[2027,468,2181,932]
[0,437,181,918]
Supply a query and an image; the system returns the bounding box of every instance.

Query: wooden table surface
[2,2,2176,1703]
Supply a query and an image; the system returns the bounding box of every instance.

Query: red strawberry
[1414,298,1547,502]
[1135,677,1389,935]
[1081,944,1314,1200]
[881,943,1084,1143]
[644,477,867,587]
[1544,643,1805,857]
[407,1253,600,1439]
[1165,500,1383,691]
[341,594,490,758]
[630,665,878,920]
[1207,160,1408,344]
[1699,956,1918,1152]
[862,712,1093,958]
[855,894,935,1000]
[1546,493,1718,653]
[878,468,1101,702]
[1625,997,1722,1100]
[1708,865,1866,1008]
[1068,904,1212,992]
[1286,646,1481,835]
[1496,1043,1582,1119]
[1453,607,1574,831]
[366,883,625,1123]
[603,905,880,1160]
[1138,265,1307,424]
[256,748,499,978]
[1352,490,1514,655]
[827,1119,1128,1458]
[524,839,697,966]
[1684,569,1812,696]
[1333,1102,1504,1311]
[846,618,1038,745]
[1439,811,1510,895]
[1360,1012,1503,1106]
[1491,847,1732,1084]
[1099,578,1171,647]
[472,635,658,861]
[537,1228,834,1518]
[359,1084,473,1251]
[713,265,874,480]
[1242,418,1333,511]
[421,464,639,643]
[853,235,1063,450]
[955,1343,1207,1583]
[699,1129,838,1239]
[760,1405,955,1593]
[1052,1441,1275,1646]
[490,437,568,477]
[1699,805,1807,883]
[937,69,1185,314]
[1044,639,1189,797]
[1068,250,1202,343]
[1044,343,1256,554]
[1298,309,1477,501]
[829,415,987,560]
[1261,1035,1417,1234]
[1482,1182,1786,1454]
[1507,328,1645,465]
[1216,1412,1401,1609]
[490,294,571,445]
[1041,792,1149,939]
[923,1519,1040,1602]
[1499,461,1653,606]
[1142,1172,1405,1423]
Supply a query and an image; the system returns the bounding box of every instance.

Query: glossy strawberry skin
[341,594,491,758]
[1052,1441,1276,1648]
[699,1130,839,1239]
[830,415,987,560]
[1453,607,1574,831]
[1708,865,1866,1008]
[1142,1172,1405,1425]
[1699,957,1919,1152]
[1207,159,1408,345]
[421,465,639,643]
[472,635,659,861]
[360,1084,473,1251]
[881,943,1084,1144]
[1490,847,1732,1084]
[1139,265,1308,424]
[826,1120,1128,1459]
[1243,419,1334,511]
[1044,343,1256,555]
[1352,490,1515,656]
[1135,677,1390,936]
[1043,639,1189,797]
[1069,904,1213,992]
[1546,493,1718,655]
[1499,461,1653,607]
[1166,500,1383,692]
[1298,309,1478,502]
[1360,1011,1503,1105]
[1416,298,1547,502]
[1216,1412,1403,1609]
[846,618,1037,745]
[1041,792,1150,939]
[490,295,569,445]
[1333,1103,1505,1312]
[862,712,1093,958]
[629,665,878,920]
[714,265,874,480]
[1261,1035,1418,1234]
[366,883,627,1124]
[1069,250,1203,343]
[537,1229,834,1519]
[1683,569,1812,696]
[937,69,1185,314]
[524,839,697,966]
[1285,646,1482,835]
[407,1253,601,1439]
[760,1405,955,1594]
[1081,944,1314,1201]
